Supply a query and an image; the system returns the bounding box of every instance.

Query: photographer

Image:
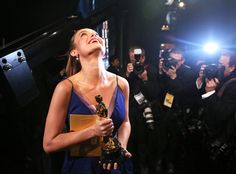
[125,46,159,174]
[156,47,200,174]
[196,50,236,174]
[107,56,122,76]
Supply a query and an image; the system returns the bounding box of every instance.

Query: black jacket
[202,74,236,137]
[157,64,200,113]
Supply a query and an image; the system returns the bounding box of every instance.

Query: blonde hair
[65,30,82,77]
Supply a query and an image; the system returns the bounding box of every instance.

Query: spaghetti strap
[66,78,73,89]
[116,75,118,87]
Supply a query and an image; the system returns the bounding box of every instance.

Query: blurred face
[129,50,136,64]
[112,58,120,68]
[169,52,184,69]
[218,54,235,77]
[71,28,105,57]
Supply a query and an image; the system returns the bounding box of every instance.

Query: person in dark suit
[124,46,160,174]
[196,50,236,174]
[156,47,200,174]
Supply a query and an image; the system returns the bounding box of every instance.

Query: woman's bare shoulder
[107,72,129,92]
[54,79,73,95]
[117,75,129,88]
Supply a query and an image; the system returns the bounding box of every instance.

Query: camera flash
[134,48,142,55]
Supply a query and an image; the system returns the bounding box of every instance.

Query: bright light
[178,2,185,8]
[203,42,219,54]
[161,25,170,31]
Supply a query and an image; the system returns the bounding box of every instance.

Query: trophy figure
[95,95,126,164]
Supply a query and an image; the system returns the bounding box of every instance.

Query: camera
[163,57,178,70]
[186,118,205,135]
[160,49,178,70]
[142,100,155,130]
[133,48,144,75]
[203,64,225,80]
[207,139,232,161]
[134,91,155,130]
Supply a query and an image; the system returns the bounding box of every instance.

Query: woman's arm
[117,76,131,149]
[43,79,113,153]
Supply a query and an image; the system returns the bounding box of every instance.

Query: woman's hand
[93,118,114,137]
[101,148,132,170]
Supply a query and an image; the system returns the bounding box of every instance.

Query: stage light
[203,42,220,54]
[161,25,170,31]
[178,1,185,8]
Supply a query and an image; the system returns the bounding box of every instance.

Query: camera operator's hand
[163,66,177,80]
[126,63,134,77]
[205,78,220,92]
[159,58,164,74]
[138,69,148,81]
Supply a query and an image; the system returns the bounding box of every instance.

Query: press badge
[164,92,174,108]
[134,92,145,105]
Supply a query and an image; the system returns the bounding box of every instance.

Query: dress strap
[64,78,73,132]
[66,78,73,90]
[116,75,118,87]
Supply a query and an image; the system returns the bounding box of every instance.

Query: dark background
[1,0,236,174]
[1,0,236,58]
[0,0,78,43]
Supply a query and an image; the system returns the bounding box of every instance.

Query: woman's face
[73,28,105,57]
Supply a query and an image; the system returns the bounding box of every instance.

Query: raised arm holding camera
[196,50,236,174]
[125,46,160,174]
[156,47,200,174]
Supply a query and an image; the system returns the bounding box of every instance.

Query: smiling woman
[2,1,236,174]
[43,28,133,174]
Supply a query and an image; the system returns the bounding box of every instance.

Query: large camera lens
[134,92,155,130]
[134,63,144,75]
[163,57,178,69]
[142,100,155,130]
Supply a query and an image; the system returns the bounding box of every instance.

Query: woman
[43,28,132,174]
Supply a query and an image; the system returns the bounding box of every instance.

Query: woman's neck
[78,57,107,86]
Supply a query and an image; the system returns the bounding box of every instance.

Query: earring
[72,56,79,65]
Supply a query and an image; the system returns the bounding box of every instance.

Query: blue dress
[61,80,133,174]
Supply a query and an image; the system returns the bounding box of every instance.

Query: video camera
[203,64,225,80]
[133,48,144,75]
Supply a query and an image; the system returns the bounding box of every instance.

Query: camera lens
[142,100,155,130]
[163,57,178,69]
[203,64,225,80]
[134,63,144,75]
